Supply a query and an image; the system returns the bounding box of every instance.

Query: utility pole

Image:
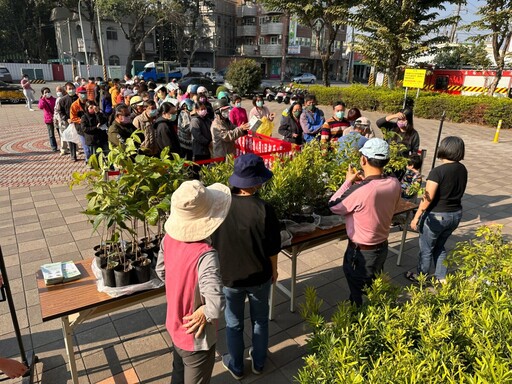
[280,12,289,82]
[96,7,107,81]
[348,26,355,83]
[449,3,462,43]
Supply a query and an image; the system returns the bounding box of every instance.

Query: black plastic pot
[132,257,151,284]
[95,254,107,269]
[101,266,116,287]
[114,264,133,287]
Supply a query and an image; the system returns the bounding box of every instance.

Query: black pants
[343,241,388,306]
[192,154,211,180]
[69,142,77,160]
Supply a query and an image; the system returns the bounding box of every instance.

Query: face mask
[44,93,51,98]
[133,90,138,95]
[199,97,207,103]
[336,111,344,119]
[79,94,87,100]
[235,102,241,108]
[121,116,131,124]
[56,91,63,97]
[198,109,207,117]
[67,89,76,96]
[397,120,408,129]
[221,110,230,119]
[256,101,263,108]
[293,110,302,118]
[306,104,315,111]
[88,108,96,114]
[148,109,158,118]
[169,114,177,121]
[158,93,165,100]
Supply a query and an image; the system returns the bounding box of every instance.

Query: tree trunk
[321,56,330,87]
[126,43,137,76]
[487,68,502,96]
[85,1,102,65]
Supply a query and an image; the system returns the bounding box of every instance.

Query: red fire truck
[423,69,512,97]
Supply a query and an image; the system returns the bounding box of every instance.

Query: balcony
[237,44,258,56]
[236,5,257,17]
[260,44,282,56]
[236,25,257,36]
[261,6,282,14]
[260,22,283,35]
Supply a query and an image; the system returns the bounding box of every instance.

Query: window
[76,25,82,38]
[109,55,120,65]
[434,76,449,91]
[270,36,278,44]
[106,27,118,41]
[244,37,254,45]
[242,17,256,26]
[271,16,280,23]
[258,37,265,45]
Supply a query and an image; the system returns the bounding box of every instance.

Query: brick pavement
[0,99,512,383]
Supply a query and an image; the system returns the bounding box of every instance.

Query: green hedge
[302,84,512,128]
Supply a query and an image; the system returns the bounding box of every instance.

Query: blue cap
[359,138,390,160]
[229,154,273,188]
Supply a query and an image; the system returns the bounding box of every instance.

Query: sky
[441,0,485,42]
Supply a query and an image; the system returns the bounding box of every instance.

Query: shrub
[297,225,512,383]
[225,59,262,96]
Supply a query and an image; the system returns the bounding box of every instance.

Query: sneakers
[404,271,420,282]
[248,348,263,375]
[221,354,243,380]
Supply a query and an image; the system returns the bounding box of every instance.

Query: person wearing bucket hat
[156,180,231,384]
[210,98,250,158]
[211,154,281,379]
[329,138,401,306]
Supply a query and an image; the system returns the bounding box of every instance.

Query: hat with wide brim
[164,180,231,242]
[228,154,273,189]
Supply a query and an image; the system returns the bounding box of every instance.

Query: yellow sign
[403,69,426,88]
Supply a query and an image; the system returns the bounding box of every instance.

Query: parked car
[0,81,24,103]
[292,73,316,84]
[0,67,12,83]
[178,76,218,95]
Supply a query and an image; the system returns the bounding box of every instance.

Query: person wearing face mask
[108,104,137,147]
[155,85,168,107]
[81,100,108,163]
[197,87,214,120]
[229,95,248,127]
[376,108,420,157]
[278,102,303,146]
[320,101,350,144]
[134,100,160,156]
[300,94,325,143]
[56,82,79,160]
[154,102,182,157]
[190,102,213,163]
[20,74,35,111]
[249,96,274,122]
[71,87,91,163]
[129,96,145,120]
[211,99,250,158]
[178,99,195,160]
[38,87,59,152]
[53,85,69,155]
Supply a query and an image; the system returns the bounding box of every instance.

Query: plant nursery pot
[114,264,133,287]
[132,257,151,284]
[101,266,116,288]
[95,254,107,269]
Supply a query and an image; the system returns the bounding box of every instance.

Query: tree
[96,0,180,76]
[434,43,492,69]
[260,0,354,87]
[467,0,512,96]
[352,0,462,88]
[225,59,262,96]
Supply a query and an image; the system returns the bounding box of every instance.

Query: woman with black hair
[80,100,108,161]
[154,102,182,157]
[376,108,420,157]
[278,102,303,145]
[407,136,467,283]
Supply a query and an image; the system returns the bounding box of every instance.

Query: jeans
[46,123,58,150]
[223,279,271,375]
[171,344,216,384]
[343,241,388,306]
[78,135,91,163]
[418,210,462,279]
[89,141,110,161]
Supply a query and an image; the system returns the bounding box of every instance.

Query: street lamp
[78,0,90,77]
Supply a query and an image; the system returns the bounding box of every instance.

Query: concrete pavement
[0,97,511,383]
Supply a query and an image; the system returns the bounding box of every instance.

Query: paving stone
[18,238,47,253]
[15,229,45,243]
[122,331,169,366]
[82,344,130,384]
[46,232,75,247]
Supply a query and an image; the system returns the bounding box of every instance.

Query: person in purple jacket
[329,138,401,306]
[38,87,59,152]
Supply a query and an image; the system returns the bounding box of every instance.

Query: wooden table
[269,199,417,318]
[37,260,165,384]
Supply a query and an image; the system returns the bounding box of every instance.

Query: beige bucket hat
[164,180,231,242]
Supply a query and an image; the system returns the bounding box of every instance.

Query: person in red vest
[156,180,231,383]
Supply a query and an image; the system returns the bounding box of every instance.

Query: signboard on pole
[108,66,123,80]
[403,68,426,88]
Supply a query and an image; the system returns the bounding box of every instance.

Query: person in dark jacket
[108,104,137,148]
[190,102,212,162]
[81,100,108,161]
[154,102,182,157]
[56,82,79,160]
[375,108,420,157]
[279,102,303,145]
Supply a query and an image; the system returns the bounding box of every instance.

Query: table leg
[396,211,411,266]
[269,282,275,321]
[62,316,79,384]
[290,246,297,313]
